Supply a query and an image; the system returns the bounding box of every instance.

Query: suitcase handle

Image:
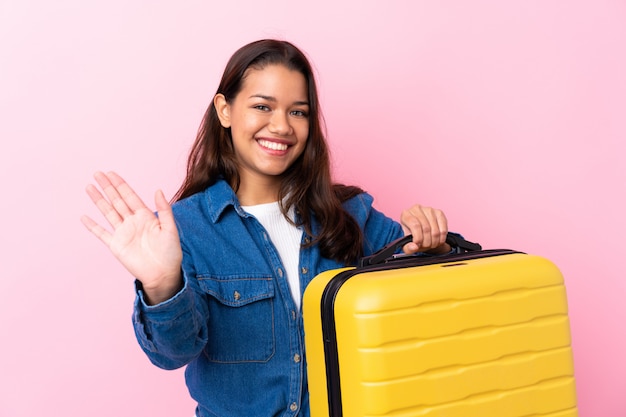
[359,233,482,267]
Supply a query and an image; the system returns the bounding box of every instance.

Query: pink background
[1,1,624,416]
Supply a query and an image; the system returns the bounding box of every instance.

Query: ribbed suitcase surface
[303,251,577,417]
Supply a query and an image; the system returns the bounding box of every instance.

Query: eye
[253,104,271,112]
[290,109,309,117]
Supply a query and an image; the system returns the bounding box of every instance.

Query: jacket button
[277,268,284,277]
[294,353,301,363]
[290,403,298,412]
[301,267,308,274]
[233,291,241,301]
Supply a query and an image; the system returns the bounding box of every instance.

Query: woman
[82,39,452,417]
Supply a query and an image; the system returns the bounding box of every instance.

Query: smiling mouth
[257,139,289,151]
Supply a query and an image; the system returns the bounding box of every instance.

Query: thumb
[402,241,420,254]
[154,189,176,231]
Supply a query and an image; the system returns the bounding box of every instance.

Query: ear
[214,93,231,128]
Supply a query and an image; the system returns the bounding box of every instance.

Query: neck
[236,177,281,206]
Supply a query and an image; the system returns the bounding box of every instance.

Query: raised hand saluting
[81,171,183,305]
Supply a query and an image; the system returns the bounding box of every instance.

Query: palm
[108,207,182,287]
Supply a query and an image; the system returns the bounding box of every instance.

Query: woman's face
[215,64,310,191]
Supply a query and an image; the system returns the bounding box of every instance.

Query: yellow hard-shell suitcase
[303,235,577,417]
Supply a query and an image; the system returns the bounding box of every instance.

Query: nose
[268,112,293,136]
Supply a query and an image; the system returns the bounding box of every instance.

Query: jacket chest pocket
[197,276,275,363]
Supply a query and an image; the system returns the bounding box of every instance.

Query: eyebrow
[249,94,309,106]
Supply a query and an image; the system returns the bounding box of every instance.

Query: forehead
[239,64,308,99]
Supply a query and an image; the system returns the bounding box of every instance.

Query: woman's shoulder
[172,179,237,219]
[333,183,370,203]
[340,188,374,216]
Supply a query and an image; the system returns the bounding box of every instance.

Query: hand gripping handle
[359,233,482,267]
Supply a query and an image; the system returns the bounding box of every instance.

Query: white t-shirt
[242,202,303,308]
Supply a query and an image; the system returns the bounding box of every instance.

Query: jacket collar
[204,179,248,223]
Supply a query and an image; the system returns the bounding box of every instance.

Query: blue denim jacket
[132,179,404,417]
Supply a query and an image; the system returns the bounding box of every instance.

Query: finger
[80,215,113,247]
[85,183,124,228]
[407,205,432,249]
[106,171,151,213]
[432,210,449,248]
[400,212,424,253]
[93,171,134,219]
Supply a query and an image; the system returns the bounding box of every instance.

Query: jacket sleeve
[344,193,405,256]
[132,244,209,370]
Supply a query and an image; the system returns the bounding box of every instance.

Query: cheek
[231,115,258,141]
[295,136,309,158]
[296,121,310,142]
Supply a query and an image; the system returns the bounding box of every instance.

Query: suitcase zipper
[320,267,356,417]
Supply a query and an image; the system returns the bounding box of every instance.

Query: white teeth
[258,139,288,151]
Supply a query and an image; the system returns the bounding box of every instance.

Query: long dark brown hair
[173,39,364,264]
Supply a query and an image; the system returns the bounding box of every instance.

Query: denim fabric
[132,179,404,417]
